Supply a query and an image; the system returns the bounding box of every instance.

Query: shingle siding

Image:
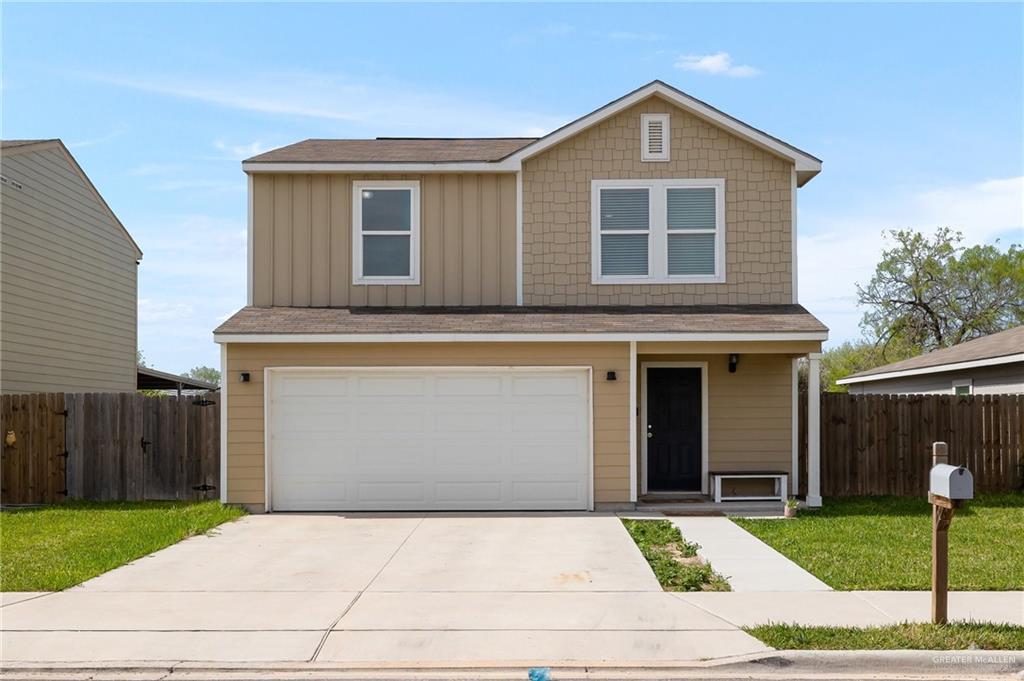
[522,95,794,306]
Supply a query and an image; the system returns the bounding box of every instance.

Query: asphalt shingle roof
[246,138,538,164]
[846,326,1024,379]
[215,305,828,336]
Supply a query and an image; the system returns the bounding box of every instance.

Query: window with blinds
[599,188,650,276]
[592,179,724,284]
[641,114,670,162]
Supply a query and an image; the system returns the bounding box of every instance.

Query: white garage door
[268,367,591,511]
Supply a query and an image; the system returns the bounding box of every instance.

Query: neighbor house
[838,326,1024,395]
[1,139,143,393]
[214,80,829,512]
[1,139,216,395]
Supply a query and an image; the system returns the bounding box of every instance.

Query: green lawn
[621,518,729,592]
[747,622,1024,650]
[0,501,245,591]
[733,494,1024,590]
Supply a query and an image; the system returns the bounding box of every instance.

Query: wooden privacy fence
[1,392,219,505]
[799,393,1023,497]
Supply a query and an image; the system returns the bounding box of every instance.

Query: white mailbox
[930,464,973,500]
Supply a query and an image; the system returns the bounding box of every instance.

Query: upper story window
[641,114,670,162]
[591,179,725,285]
[352,180,420,285]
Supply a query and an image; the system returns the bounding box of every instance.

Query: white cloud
[212,140,269,160]
[86,71,565,138]
[127,162,183,177]
[799,176,1024,347]
[674,52,761,78]
[68,127,126,149]
[138,299,194,323]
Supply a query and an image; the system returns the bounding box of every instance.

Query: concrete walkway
[665,515,831,591]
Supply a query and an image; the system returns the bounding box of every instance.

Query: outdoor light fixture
[239,372,250,383]
[728,354,739,373]
[606,371,617,381]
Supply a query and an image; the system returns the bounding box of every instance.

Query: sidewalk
[665,516,831,591]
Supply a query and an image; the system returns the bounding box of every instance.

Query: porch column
[807,352,822,507]
[628,340,638,503]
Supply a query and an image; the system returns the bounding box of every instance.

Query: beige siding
[225,342,631,507]
[638,352,796,495]
[523,95,794,305]
[251,173,517,307]
[1,146,138,393]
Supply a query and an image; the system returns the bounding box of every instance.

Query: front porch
[625,341,824,508]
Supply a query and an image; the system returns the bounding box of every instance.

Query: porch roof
[215,304,827,338]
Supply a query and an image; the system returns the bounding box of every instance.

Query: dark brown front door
[646,367,702,491]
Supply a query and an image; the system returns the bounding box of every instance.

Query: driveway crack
[309,515,426,662]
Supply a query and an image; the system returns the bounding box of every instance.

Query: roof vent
[641,114,670,162]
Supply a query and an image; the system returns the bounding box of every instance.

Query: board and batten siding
[522,95,794,306]
[250,173,518,307]
[224,342,631,508]
[1,145,138,393]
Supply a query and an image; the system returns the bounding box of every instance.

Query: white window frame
[352,180,420,285]
[952,379,973,396]
[591,178,725,285]
[641,113,670,162]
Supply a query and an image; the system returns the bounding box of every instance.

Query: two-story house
[214,81,828,513]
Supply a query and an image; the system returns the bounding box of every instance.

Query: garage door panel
[277,376,352,397]
[510,374,584,396]
[356,376,427,396]
[435,375,504,396]
[356,482,426,503]
[269,368,590,511]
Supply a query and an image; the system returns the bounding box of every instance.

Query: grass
[746,622,1024,650]
[733,494,1024,590]
[621,518,729,592]
[0,500,245,591]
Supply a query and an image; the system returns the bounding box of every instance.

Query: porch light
[606,371,617,381]
[239,372,251,383]
[728,354,739,373]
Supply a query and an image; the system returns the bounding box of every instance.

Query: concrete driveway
[1,513,768,666]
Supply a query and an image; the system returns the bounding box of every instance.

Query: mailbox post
[928,441,973,625]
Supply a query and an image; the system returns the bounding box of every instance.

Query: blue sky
[4,2,1022,373]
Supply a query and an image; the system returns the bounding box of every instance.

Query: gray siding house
[1,139,142,393]
[838,326,1024,395]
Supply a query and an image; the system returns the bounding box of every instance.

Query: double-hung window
[353,180,420,285]
[591,179,724,284]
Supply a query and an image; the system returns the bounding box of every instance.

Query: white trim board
[836,353,1024,385]
[216,331,828,344]
[262,365,595,513]
[640,361,710,496]
[219,344,228,504]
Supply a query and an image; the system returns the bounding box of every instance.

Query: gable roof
[1,139,143,259]
[837,326,1024,385]
[242,80,822,186]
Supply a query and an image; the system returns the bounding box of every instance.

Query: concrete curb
[1,650,1022,680]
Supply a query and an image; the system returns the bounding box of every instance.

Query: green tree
[185,366,220,387]
[819,338,918,392]
[136,350,147,368]
[857,228,1024,353]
